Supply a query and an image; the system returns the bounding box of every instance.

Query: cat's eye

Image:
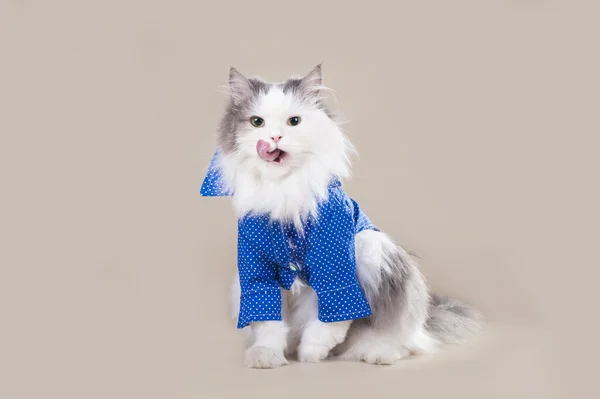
[288,116,301,126]
[250,116,265,127]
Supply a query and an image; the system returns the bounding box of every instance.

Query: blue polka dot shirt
[201,151,377,328]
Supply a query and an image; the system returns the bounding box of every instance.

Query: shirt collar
[200,150,341,197]
[200,150,232,196]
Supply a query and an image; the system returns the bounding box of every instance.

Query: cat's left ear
[298,63,323,101]
[228,67,252,104]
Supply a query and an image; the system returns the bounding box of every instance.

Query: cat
[201,64,481,368]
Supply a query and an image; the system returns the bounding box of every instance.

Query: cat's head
[215,65,355,221]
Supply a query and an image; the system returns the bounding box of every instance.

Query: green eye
[287,116,301,126]
[250,116,265,127]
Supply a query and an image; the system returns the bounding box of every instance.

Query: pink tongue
[256,139,281,162]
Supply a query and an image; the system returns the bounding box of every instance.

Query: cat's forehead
[254,84,301,116]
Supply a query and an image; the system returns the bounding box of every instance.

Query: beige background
[1,0,598,398]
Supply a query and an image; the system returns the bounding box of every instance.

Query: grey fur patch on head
[218,68,271,154]
[282,64,322,99]
[281,64,335,119]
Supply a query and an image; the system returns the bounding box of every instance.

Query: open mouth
[271,150,287,163]
[256,140,288,164]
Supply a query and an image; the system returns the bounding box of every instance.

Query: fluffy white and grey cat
[211,64,480,368]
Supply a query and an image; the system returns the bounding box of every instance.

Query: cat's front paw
[244,346,288,369]
[297,342,330,363]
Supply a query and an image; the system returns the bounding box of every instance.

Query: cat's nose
[271,135,283,143]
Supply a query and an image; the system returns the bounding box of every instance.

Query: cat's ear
[297,63,323,101]
[228,67,251,104]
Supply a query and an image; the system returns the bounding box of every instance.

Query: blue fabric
[200,150,378,328]
[200,151,233,196]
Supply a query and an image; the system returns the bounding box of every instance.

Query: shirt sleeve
[236,231,282,328]
[304,192,373,323]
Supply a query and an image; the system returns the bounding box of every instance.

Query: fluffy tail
[425,294,482,345]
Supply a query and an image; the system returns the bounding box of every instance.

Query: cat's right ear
[228,67,251,104]
[297,64,323,102]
